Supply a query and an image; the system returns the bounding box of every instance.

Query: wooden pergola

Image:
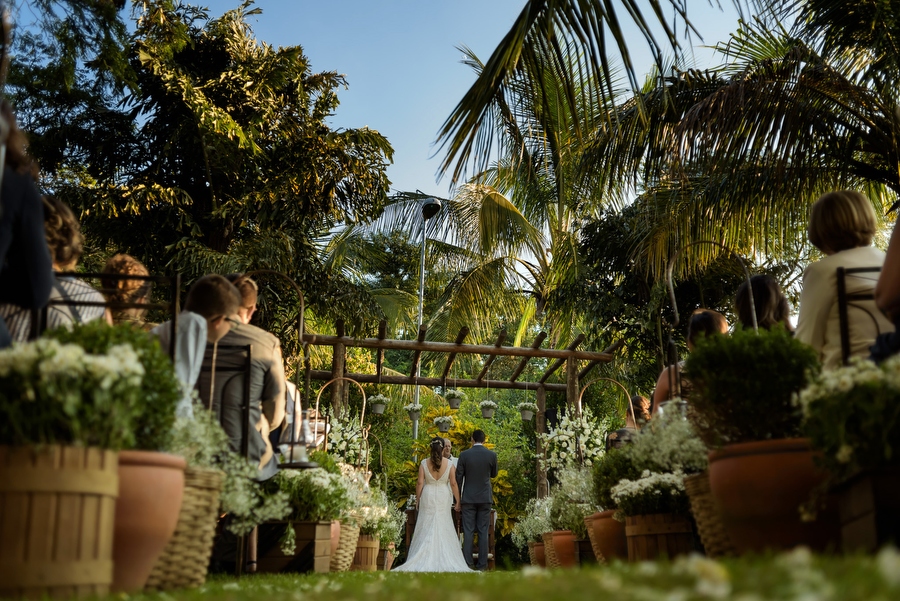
[301,320,621,496]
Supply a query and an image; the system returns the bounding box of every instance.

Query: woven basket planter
[684,471,736,558]
[329,522,360,572]
[145,467,223,591]
[0,445,118,599]
[541,532,559,568]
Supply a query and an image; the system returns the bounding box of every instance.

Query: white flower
[877,546,900,587]
[836,444,853,464]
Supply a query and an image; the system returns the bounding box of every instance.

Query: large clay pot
[708,438,840,554]
[532,541,546,566]
[550,530,577,567]
[112,451,185,592]
[586,510,628,563]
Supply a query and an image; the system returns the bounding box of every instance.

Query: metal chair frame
[836,266,884,366]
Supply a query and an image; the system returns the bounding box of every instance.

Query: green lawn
[124,549,900,601]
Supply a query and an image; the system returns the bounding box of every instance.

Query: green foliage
[591,447,641,510]
[309,450,340,475]
[510,496,552,549]
[685,326,820,447]
[45,322,181,450]
[0,335,143,449]
[168,409,289,535]
[547,467,596,538]
[800,357,900,483]
[269,468,350,523]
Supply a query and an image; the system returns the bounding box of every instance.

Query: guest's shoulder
[225,322,280,347]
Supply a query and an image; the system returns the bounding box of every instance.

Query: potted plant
[350,486,406,571]
[156,409,289,588]
[404,402,423,421]
[434,415,454,433]
[0,336,144,598]
[479,399,498,419]
[44,322,188,592]
[684,326,838,553]
[511,497,552,567]
[589,448,639,563]
[518,401,538,422]
[368,393,388,415]
[799,356,900,551]
[374,497,407,570]
[444,388,466,409]
[328,417,367,467]
[266,465,351,573]
[548,467,598,566]
[539,405,609,471]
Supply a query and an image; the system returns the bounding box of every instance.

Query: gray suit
[456,444,498,569]
[196,321,286,481]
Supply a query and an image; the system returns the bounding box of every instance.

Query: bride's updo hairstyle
[429,437,444,472]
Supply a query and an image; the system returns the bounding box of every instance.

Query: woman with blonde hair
[101,253,153,328]
[795,190,894,369]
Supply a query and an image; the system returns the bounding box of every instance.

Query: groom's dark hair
[472,429,486,443]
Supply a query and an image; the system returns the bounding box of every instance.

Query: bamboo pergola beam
[577,340,626,380]
[539,334,586,383]
[408,325,427,378]
[301,333,613,362]
[476,330,507,382]
[305,369,568,392]
[440,327,470,382]
[375,320,387,380]
[509,332,547,383]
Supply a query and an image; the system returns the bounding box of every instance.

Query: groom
[455,429,498,570]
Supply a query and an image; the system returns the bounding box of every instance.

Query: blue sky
[199,0,742,197]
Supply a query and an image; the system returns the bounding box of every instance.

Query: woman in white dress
[393,438,473,572]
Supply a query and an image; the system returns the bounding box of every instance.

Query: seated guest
[652,308,728,416]
[196,273,287,480]
[735,274,793,332]
[152,274,241,419]
[0,195,110,341]
[0,100,53,348]
[101,253,153,329]
[626,395,651,429]
[795,190,894,369]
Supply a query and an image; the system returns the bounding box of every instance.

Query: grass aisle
[122,549,900,601]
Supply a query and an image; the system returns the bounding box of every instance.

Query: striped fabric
[0,277,106,341]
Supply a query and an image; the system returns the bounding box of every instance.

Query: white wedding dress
[392,459,473,572]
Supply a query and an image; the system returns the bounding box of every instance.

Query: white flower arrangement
[537,405,610,471]
[479,399,499,410]
[610,469,689,518]
[794,357,893,417]
[444,389,466,400]
[433,415,454,426]
[511,496,553,549]
[627,412,708,475]
[368,393,389,405]
[328,417,366,467]
[403,402,423,412]
[517,402,538,412]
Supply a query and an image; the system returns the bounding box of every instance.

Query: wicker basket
[684,471,736,558]
[541,532,559,568]
[144,467,223,591]
[527,541,538,566]
[329,522,360,572]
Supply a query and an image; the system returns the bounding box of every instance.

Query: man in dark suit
[455,429,498,570]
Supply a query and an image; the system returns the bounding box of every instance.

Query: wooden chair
[836,266,884,365]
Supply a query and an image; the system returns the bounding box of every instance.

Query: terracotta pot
[377,544,395,570]
[331,520,341,555]
[532,541,546,566]
[586,510,628,563]
[112,450,185,592]
[708,438,840,554]
[550,530,577,567]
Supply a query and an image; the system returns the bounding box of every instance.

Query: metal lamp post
[412,197,442,440]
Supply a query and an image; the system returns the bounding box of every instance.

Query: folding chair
[836,266,884,365]
[197,343,255,576]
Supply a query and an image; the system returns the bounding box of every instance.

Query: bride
[392,438,473,572]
